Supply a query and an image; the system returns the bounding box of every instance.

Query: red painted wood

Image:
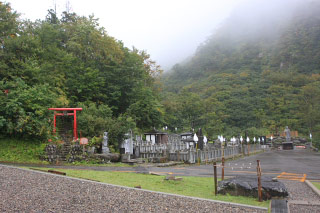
[48,108,82,140]
[73,109,77,140]
[53,114,56,133]
[48,108,82,111]
[55,113,74,116]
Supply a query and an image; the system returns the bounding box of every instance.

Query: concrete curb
[288,200,320,205]
[305,180,320,197]
[1,164,268,211]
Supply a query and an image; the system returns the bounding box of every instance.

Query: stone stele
[218,176,288,200]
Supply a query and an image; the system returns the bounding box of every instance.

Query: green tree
[298,81,320,135]
[77,102,136,151]
[0,78,60,139]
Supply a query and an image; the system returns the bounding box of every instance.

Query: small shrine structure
[144,129,168,144]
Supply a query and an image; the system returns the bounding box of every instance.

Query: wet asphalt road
[149,149,320,180]
[3,149,320,180]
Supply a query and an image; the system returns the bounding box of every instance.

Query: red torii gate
[48,108,82,140]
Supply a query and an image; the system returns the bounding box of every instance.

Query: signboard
[80,137,88,145]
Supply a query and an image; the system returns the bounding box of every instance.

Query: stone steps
[60,142,72,162]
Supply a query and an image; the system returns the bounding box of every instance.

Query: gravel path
[0,165,266,213]
[281,180,320,213]
[282,180,320,201]
[289,204,320,213]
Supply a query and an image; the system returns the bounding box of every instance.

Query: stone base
[218,176,288,200]
[94,153,120,162]
[151,157,167,163]
[121,153,131,162]
[102,146,110,154]
[282,142,294,150]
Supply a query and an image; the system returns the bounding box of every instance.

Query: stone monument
[102,132,110,154]
[283,126,293,150]
[196,128,204,150]
[284,126,291,142]
[121,132,133,154]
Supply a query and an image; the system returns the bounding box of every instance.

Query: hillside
[161,0,320,142]
[0,2,163,149]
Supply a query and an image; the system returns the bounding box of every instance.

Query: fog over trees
[162,0,320,146]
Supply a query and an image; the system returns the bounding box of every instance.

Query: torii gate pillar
[48,108,82,140]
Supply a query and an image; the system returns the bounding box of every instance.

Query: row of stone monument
[100,126,311,155]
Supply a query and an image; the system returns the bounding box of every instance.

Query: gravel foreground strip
[0,165,266,213]
[281,180,320,202]
[288,204,320,213]
[281,180,320,213]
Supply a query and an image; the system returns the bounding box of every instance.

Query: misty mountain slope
[271,2,320,73]
[165,0,320,88]
[161,0,320,140]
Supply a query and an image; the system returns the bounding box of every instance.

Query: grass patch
[0,138,133,167]
[64,161,135,167]
[312,181,320,190]
[29,167,269,208]
[0,138,48,164]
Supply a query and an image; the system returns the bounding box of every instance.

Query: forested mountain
[162,0,320,143]
[2,1,320,149]
[0,2,163,149]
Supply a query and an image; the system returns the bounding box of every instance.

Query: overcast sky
[7,0,243,70]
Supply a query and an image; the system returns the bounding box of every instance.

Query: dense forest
[0,2,163,150]
[162,1,320,146]
[1,1,320,149]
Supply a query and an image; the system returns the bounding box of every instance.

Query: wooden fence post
[213,161,217,195]
[257,160,262,202]
[205,151,208,165]
[221,157,225,181]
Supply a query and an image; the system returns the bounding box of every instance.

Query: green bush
[88,136,103,148]
[77,102,136,151]
[0,79,61,140]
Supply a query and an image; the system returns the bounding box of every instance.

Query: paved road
[149,149,320,180]
[5,149,320,180]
